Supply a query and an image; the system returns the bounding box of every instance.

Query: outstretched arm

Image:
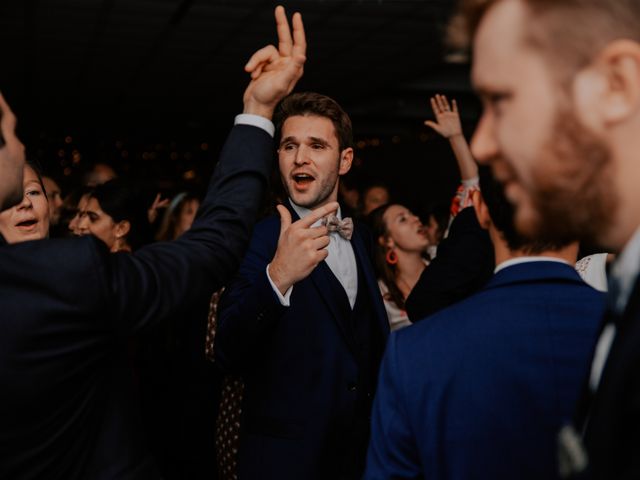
[425,94,478,181]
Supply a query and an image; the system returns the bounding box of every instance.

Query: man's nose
[294,146,310,165]
[470,112,499,165]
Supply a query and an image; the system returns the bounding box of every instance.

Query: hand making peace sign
[242,6,307,119]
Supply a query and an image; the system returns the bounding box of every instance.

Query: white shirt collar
[609,226,640,313]
[494,256,570,274]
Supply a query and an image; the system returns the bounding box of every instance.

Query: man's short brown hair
[274,92,354,151]
[452,0,640,77]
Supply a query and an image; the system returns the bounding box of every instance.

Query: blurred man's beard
[516,109,616,247]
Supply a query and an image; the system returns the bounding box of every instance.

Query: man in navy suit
[0,7,306,479]
[364,168,605,480]
[215,92,389,479]
[455,1,640,477]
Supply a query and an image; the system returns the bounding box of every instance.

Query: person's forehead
[471,0,530,89]
[281,114,337,141]
[384,205,407,220]
[23,166,40,183]
[86,197,103,211]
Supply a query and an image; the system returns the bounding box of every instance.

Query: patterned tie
[322,214,353,240]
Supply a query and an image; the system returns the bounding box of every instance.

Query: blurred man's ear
[472,190,492,230]
[573,39,640,130]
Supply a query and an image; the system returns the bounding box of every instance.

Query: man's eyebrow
[279,135,298,147]
[308,136,330,147]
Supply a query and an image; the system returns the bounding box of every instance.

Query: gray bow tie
[322,214,353,240]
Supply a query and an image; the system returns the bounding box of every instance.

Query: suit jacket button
[347,382,357,392]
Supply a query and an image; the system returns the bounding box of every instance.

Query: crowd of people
[2,0,640,479]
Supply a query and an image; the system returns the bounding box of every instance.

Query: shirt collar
[609,226,640,314]
[494,256,570,274]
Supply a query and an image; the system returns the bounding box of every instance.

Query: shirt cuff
[462,176,480,188]
[266,264,293,306]
[235,114,275,137]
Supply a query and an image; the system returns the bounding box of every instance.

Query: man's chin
[288,192,316,209]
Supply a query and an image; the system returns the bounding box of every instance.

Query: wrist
[447,133,464,140]
[268,261,292,295]
[243,100,275,120]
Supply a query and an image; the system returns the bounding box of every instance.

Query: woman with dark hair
[0,160,50,244]
[369,203,430,331]
[155,192,201,242]
[76,178,150,252]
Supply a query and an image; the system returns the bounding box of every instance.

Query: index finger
[275,5,293,56]
[298,201,339,228]
[291,11,306,58]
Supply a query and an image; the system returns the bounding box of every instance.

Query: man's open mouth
[293,173,315,186]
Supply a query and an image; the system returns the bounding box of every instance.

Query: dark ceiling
[0,0,481,209]
[0,0,476,134]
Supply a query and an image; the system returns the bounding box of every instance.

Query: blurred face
[471,0,616,246]
[77,197,120,250]
[278,115,353,209]
[382,204,428,253]
[424,215,441,245]
[68,193,90,236]
[0,165,50,243]
[42,176,63,225]
[175,198,199,238]
[339,181,359,210]
[363,186,390,216]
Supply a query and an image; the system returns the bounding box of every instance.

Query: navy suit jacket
[215,204,389,479]
[365,261,605,480]
[0,125,273,480]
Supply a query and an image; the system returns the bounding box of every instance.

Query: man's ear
[574,39,640,128]
[472,190,491,230]
[338,147,354,175]
[115,220,131,239]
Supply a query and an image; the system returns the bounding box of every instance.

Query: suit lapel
[308,260,359,355]
[350,225,390,339]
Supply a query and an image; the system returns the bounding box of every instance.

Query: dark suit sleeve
[405,207,494,322]
[105,124,274,335]
[364,332,421,479]
[213,220,288,374]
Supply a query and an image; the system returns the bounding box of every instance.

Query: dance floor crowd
[1,1,639,479]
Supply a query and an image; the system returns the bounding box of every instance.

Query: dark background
[0,0,481,214]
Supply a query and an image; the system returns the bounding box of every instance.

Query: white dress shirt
[589,227,640,391]
[267,201,358,309]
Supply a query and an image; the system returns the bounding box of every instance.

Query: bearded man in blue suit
[365,167,605,480]
[216,92,389,480]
